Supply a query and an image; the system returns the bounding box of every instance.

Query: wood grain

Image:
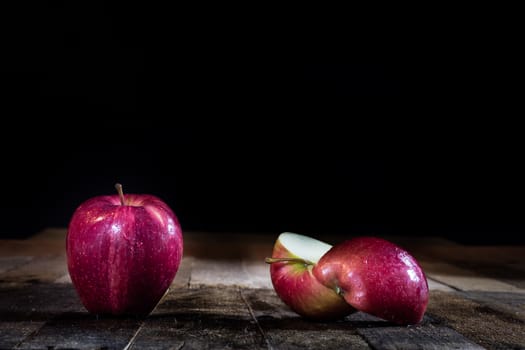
[357,326,485,350]
[421,261,525,293]
[16,313,144,350]
[0,283,82,349]
[0,256,32,274]
[1,228,524,349]
[170,256,193,289]
[427,290,525,350]
[460,291,525,322]
[0,254,67,284]
[129,287,265,350]
[242,288,372,349]
[188,258,272,289]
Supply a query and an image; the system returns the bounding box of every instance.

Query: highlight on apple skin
[313,237,429,325]
[265,232,355,320]
[66,184,183,316]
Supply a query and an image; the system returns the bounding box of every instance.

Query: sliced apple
[265,232,354,320]
[313,236,429,325]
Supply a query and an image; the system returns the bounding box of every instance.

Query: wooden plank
[241,288,372,350]
[0,256,32,274]
[188,258,273,289]
[453,262,525,289]
[0,254,68,284]
[189,258,250,288]
[0,283,82,349]
[264,327,371,350]
[357,326,484,350]
[0,321,45,350]
[0,240,65,257]
[1,229,524,349]
[427,278,455,292]
[421,261,525,293]
[242,260,273,289]
[17,313,144,350]
[408,242,525,289]
[54,273,72,284]
[1,236,144,349]
[168,231,273,262]
[243,288,489,350]
[460,291,525,322]
[170,256,193,289]
[238,287,298,319]
[128,286,265,350]
[122,318,183,350]
[427,290,525,350]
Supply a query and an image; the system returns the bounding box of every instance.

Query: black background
[1,3,523,244]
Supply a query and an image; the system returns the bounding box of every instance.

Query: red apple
[66,183,183,316]
[313,237,429,325]
[265,232,354,320]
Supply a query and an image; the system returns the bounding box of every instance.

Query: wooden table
[1,229,524,349]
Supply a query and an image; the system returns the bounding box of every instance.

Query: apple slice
[313,237,429,325]
[265,232,355,320]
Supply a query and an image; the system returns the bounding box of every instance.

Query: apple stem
[115,183,126,206]
[264,257,315,266]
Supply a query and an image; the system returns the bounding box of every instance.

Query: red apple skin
[66,193,183,316]
[269,238,354,320]
[313,237,429,325]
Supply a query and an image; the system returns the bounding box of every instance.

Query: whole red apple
[66,184,183,316]
[266,233,354,320]
[313,237,429,325]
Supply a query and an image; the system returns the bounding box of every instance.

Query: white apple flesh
[266,232,354,320]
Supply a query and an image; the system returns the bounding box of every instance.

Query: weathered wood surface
[0,228,524,349]
[427,291,525,350]
[357,326,485,350]
[130,287,266,350]
[0,283,81,349]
